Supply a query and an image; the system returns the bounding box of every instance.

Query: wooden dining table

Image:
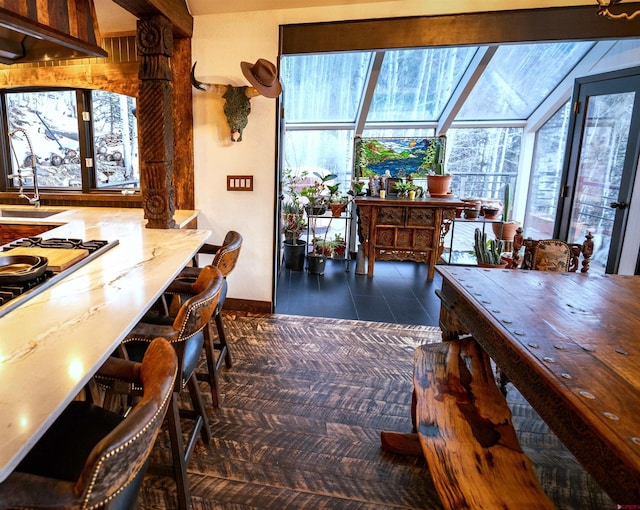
[436,266,640,504]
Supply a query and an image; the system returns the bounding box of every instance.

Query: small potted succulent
[282,201,306,244]
[393,181,420,199]
[332,232,347,258]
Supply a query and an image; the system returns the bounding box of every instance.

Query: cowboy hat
[241,58,282,98]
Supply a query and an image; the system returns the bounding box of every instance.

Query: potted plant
[282,201,306,243]
[350,180,366,196]
[327,183,348,217]
[332,232,347,259]
[482,204,501,220]
[282,169,309,271]
[307,236,328,274]
[301,171,337,216]
[463,207,480,220]
[492,183,520,241]
[314,238,335,257]
[425,136,452,197]
[393,181,419,199]
[474,228,507,268]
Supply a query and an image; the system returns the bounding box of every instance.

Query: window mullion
[77,90,93,192]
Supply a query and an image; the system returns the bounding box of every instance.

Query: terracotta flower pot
[330,203,345,217]
[464,208,479,220]
[477,261,508,269]
[483,206,501,220]
[427,174,452,197]
[492,221,520,241]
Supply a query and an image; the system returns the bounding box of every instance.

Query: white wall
[190,0,592,305]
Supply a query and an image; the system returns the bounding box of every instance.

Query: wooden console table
[355,196,464,280]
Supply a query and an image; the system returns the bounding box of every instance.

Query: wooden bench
[382,339,556,510]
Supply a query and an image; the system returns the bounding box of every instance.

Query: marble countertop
[0,205,209,481]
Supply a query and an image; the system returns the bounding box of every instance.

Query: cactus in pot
[474,228,505,266]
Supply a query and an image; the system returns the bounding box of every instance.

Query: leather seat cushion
[16,401,123,482]
[126,330,204,386]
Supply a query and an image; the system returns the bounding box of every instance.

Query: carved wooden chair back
[512,228,594,273]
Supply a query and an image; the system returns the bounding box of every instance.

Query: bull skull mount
[191,62,260,142]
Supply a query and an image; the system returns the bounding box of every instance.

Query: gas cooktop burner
[0,270,54,306]
[0,236,119,317]
[6,237,110,253]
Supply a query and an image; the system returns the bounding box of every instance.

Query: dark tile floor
[275,258,442,326]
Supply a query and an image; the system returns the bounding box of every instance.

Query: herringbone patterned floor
[138,312,612,509]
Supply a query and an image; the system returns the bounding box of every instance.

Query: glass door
[556,69,640,274]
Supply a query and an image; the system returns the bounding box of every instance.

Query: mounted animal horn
[191,62,260,142]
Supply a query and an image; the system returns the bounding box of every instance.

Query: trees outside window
[91,90,139,189]
[7,90,81,189]
[525,102,572,238]
[3,88,139,193]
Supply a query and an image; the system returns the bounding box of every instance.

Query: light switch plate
[227,175,253,191]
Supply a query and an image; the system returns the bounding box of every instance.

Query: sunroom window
[368,47,477,122]
[456,42,595,121]
[280,39,614,219]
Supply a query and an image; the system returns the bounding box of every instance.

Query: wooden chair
[163,231,243,408]
[121,265,224,510]
[511,227,594,273]
[0,338,177,509]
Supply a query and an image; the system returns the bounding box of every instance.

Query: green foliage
[327,182,347,204]
[282,209,306,242]
[283,168,307,207]
[351,181,365,195]
[300,171,338,207]
[425,136,447,175]
[474,228,504,265]
[502,183,512,222]
[282,200,303,215]
[393,181,419,195]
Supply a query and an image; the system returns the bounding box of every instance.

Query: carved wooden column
[137,14,176,228]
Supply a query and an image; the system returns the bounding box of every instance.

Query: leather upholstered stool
[0,337,177,509]
[120,265,224,510]
[162,231,243,408]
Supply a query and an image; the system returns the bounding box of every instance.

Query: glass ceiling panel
[368,47,477,122]
[457,41,595,121]
[280,52,372,122]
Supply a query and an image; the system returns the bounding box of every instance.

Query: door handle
[610,201,628,209]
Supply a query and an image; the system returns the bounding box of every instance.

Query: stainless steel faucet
[8,128,40,208]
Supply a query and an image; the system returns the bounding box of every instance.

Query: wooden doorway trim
[280,4,640,55]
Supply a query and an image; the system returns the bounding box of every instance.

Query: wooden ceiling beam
[112,0,192,38]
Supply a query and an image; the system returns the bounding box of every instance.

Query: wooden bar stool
[0,338,178,509]
[163,231,243,408]
[119,265,224,510]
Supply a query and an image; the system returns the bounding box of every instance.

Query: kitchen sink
[0,209,66,219]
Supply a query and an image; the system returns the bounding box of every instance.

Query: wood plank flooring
[137,312,613,509]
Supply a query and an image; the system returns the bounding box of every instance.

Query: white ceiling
[94,0,391,34]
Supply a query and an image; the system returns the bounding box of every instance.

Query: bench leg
[380,431,422,457]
